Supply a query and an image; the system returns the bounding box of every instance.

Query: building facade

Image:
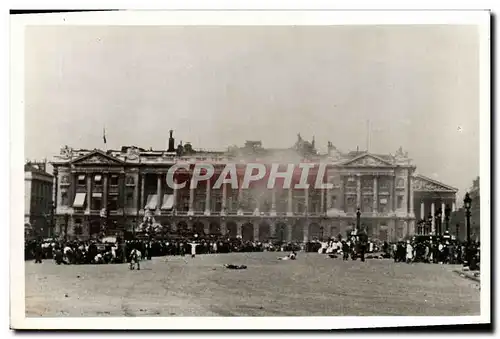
[450,176,480,242]
[413,174,459,235]
[51,133,457,242]
[25,161,54,238]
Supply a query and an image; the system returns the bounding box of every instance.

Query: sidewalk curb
[453,270,480,283]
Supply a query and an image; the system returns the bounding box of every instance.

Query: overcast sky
[24,25,479,200]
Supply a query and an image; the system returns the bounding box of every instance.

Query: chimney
[168,129,175,152]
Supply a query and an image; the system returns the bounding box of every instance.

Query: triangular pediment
[341,153,393,167]
[413,174,458,192]
[71,150,124,165]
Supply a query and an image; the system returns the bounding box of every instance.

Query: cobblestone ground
[25,252,480,317]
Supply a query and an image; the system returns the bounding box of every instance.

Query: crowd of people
[25,230,480,270]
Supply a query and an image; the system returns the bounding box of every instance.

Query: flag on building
[103,127,107,145]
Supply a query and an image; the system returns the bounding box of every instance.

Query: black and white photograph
[10,10,490,330]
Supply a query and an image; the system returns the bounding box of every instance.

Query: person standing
[405,240,414,264]
[189,242,199,258]
[342,241,349,261]
[34,242,43,264]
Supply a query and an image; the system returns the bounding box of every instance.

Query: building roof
[24,163,52,178]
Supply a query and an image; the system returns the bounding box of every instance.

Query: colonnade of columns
[418,200,457,234]
[176,219,326,243]
[139,172,416,216]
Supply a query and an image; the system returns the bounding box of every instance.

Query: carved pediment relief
[71,151,123,165]
[126,147,141,160]
[342,154,393,167]
[413,175,458,192]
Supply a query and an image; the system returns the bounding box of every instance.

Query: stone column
[431,202,435,234]
[373,175,378,212]
[270,222,276,239]
[287,223,293,242]
[420,201,425,220]
[204,182,211,215]
[303,223,309,243]
[441,202,445,223]
[304,187,309,214]
[339,176,345,212]
[221,183,227,215]
[392,175,397,212]
[103,174,108,209]
[69,172,76,206]
[236,221,242,238]
[172,177,178,211]
[452,201,456,212]
[156,173,162,215]
[203,220,210,235]
[237,188,243,216]
[287,189,293,216]
[140,173,145,212]
[271,190,277,216]
[53,168,58,210]
[188,177,195,216]
[253,222,259,241]
[220,220,227,236]
[86,174,92,214]
[409,175,414,215]
[409,219,415,237]
[320,188,325,214]
[356,174,361,209]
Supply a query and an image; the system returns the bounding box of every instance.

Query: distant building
[450,176,480,242]
[25,161,53,239]
[50,132,457,242]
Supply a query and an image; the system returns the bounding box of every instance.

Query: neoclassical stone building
[50,133,457,242]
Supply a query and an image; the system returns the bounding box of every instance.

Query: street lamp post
[463,192,472,269]
[356,207,361,232]
[320,226,324,241]
[427,213,433,235]
[464,193,472,244]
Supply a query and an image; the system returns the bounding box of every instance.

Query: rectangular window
[91,197,102,210]
[77,174,86,186]
[94,174,102,185]
[108,195,118,211]
[110,175,119,186]
[379,198,387,213]
[397,196,404,209]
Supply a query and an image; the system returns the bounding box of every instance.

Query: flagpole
[103,126,107,151]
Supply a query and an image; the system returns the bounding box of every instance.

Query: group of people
[25,231,480,270]
[25,237,316,266]
[391,238,480,267]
